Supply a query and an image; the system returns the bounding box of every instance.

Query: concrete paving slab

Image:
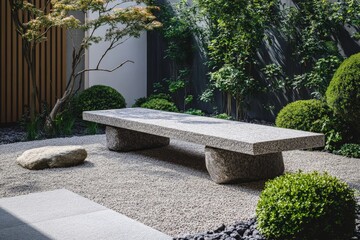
[0,189,106,229]
[83,108,324,155]
[0,189,172,240]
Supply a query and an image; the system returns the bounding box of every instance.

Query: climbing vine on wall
[195,0,280,119]
[278,0,360,98]
[153,0,195,111]
[152,0,360,119]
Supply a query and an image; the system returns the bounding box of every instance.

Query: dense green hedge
[132,93,172,108]
[326,53,360,134]
[256,172,356,240]
[74,85,126,115]
[275,99,330,133]
[140,98,179,112]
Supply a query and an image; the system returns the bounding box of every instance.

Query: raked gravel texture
[0,135,359,238]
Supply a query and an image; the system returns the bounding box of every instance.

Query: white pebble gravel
[0,135,359,237]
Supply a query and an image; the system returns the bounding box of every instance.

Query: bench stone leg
[106,126,170,152]
[205,147,284,184]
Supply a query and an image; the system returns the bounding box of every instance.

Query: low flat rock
[17,146,87,170]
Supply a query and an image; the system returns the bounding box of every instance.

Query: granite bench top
[83,108,324,155]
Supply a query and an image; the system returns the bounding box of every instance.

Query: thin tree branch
[96,39,116,69]
[75,60,134,78]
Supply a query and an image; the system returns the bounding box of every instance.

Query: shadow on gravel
[136,144,207,172]
[135,143,267,193]
[6,182,42,194]
[226,181,266,192]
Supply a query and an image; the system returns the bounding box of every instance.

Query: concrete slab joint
[205,147,284,184]
[0,189,172,240]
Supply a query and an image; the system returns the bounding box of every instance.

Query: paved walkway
[0,189,172,240]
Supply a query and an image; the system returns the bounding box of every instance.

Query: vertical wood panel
[46,28,51,106]
[0,1,5,123]
[23,8,29,113]
[51,28,57,107]
[0,0,67,125]
[56,28,61,100]
[17,28,23,121]
[61,28,66,94]
[6,2,11,123]
[12,12,18,121]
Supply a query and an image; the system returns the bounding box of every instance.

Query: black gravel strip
[0,125,27,145]
[0,122,104,145]
[174,199,360,240]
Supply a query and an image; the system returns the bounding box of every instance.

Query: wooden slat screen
[0,0,66,125]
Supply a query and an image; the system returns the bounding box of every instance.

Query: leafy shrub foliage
[132,94,172,108]
[140,98,179,112]
[275,99,345,150]
[326,53,360,134]
[256,171,356,240]
[213,113,232,120]
[185,108,205,116]
[75,85,126,115]
[275,99,331,132]
[337,144,360,158]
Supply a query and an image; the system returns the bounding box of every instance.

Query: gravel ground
[0,135,359,237]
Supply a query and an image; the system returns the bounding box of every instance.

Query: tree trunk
[44,89,72,131]
[235,94,242,121]
[30,45,38,121]
[24,43,39,122]
[226,93,232,115]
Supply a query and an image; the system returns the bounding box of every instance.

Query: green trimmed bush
[75,85,126,115]
[185,108,205,116]
[132,97,148,108]
[132,93,172,107]
[256,172,356,240]
[140,98,179,112]
[275,99,331,133]
[276,99,352,150]
[326,53,360,133]
[337,143,360,158]
[213,113,232,120]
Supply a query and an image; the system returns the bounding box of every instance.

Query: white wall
[86,3,147,107]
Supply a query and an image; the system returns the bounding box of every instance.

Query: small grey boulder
[17,146,87,170]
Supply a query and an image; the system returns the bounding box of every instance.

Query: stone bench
[83,108,324,184]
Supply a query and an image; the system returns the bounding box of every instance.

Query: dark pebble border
[174,200,360,240]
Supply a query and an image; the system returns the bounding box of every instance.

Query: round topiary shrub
[132,93,172,107]
[256,171,356,240]
[75,85,126,115]
[140,98,179,112]
[275,99,331,133]
[326,53,360,133]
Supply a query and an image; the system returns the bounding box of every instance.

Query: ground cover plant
[337,144,360,158]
